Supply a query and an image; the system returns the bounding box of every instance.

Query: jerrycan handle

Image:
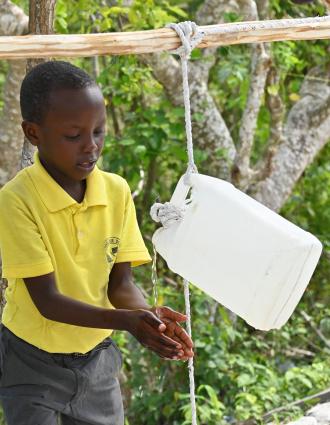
[170,174,192,208]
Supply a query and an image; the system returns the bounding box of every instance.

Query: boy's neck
[65,179,86,204]
[38,155,87,203]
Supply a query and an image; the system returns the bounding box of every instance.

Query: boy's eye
[65,135,80,140]
[64,129,105,141]
[94,129,105,136]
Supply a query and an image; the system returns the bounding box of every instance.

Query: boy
[0,60,194,425]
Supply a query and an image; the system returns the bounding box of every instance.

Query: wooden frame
[1,16,330,59]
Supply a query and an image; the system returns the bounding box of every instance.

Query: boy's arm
[24,272,128,329]
[108,262,194,359]
[107,261,150,310]
[23,273,184,359]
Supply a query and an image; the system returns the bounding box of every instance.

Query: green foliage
[54,0,187,33]
[270,0,327,18]
[282,143,330,303]
[126,1,188,30]
[116,277,330,424]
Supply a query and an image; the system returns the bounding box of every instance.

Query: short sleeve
[115,181,151,267]
[0,190,54,279]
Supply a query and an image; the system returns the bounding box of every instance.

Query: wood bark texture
[0,17,330,59]
[252,66,330,210]
[20,0,57,169]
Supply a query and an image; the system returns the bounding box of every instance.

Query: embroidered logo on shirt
[104,237,120,265]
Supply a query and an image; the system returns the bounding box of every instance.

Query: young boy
[0,60,194,425]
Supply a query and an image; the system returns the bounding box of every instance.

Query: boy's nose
[83,135,99,152]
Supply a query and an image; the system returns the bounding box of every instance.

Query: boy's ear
[21,120,40,146]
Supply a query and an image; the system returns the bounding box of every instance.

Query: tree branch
[237,388,330,425]
[300,310,330,350]
[250,65,285,185]
[323,0,330,15]
[252,66,330,211]
[232,42,271,189]
[0,0,28,35]
[232,1,272,190]
[140,51,236,178]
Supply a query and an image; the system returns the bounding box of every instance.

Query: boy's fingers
[156,332,182,349]
[153,348,191,361]
[162,319,194,349]
[142,321,182,349]
[146,341,182,359]
[143,310,166,331]
[156,306,187,322]
[161,323,194,357]
[174,325,194,348]
[167,333,194,356]
[141,310,193,356]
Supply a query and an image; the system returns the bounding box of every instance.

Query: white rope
[165,21,207,425]
[166,22,202,180]
[149,22,203,226]
[151,244,159,307]
[150,202,186,228]
[149,21,203,425]
[183,278,197,425]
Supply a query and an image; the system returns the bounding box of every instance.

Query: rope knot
[166,21,204,59]
[150,201,186,228]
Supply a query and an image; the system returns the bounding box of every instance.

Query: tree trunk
[20,0,57,169]
[252,66,330,211]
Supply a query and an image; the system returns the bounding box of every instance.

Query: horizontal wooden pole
[1,17,330,60]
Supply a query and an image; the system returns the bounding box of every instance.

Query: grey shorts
[0,325,124,425]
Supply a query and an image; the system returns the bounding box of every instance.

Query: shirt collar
[27,150,108,212]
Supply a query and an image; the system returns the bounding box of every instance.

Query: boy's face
[22,85,107,187]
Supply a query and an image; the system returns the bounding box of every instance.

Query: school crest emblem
[104,237,120,265]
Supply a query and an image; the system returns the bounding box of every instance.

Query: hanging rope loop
[150,21,201,425]
[150,22,201,230]
[166,21,203,180]
[150,21,202,228]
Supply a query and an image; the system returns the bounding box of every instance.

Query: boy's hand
[150,306,194,361]
[123,309,185,360]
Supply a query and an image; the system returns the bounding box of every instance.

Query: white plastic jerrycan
[152,173,322,330]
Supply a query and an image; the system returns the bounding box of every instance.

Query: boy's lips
[76,159,97,170]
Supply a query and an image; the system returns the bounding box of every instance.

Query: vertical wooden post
[20,0,57,169]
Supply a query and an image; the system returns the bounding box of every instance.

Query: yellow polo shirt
[0,151,151,353]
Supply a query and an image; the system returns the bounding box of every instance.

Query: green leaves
[126,0,187,30]
[237,373,257,387]
[179,385,225,424]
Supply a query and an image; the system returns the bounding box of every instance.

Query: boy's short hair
[20,60,97,124]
